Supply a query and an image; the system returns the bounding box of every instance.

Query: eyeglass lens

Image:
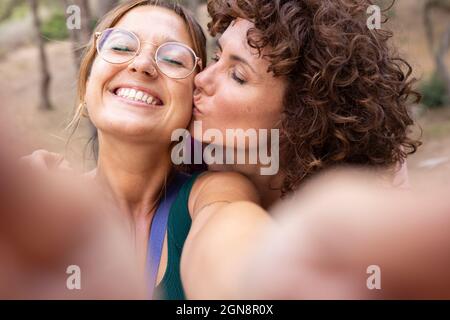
[97,29,197,79]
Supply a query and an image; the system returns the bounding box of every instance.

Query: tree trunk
[62,0,97,134]
[0,0,25,23]
[184,0,202,17]
[63,0,92,68]
[28,0,52,110]
[435,25,450,99]
[423,0,450,100]
[89,0,119,18]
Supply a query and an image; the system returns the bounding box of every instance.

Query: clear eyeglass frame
[94,28,203,79]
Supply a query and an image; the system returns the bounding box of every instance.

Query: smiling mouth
[112,87,163,106]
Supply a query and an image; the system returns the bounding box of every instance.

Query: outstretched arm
[236,170,450,299]
[181,171,272,299]
[181,169,450,300]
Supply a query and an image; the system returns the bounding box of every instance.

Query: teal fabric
[153,171,202,300]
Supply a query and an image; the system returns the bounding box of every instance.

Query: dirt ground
[0,0,449,186]
[0,41,95,170]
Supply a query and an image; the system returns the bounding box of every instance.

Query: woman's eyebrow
[216,38,257,74]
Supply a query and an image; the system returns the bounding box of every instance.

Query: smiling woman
[65,1,206,146]
[81,7,200,141]
[63,0,210,300]
[28,0,271,301]
[19,0,438,301]
[29,0,203,299]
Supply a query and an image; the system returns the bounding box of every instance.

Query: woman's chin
[95,118,158,141]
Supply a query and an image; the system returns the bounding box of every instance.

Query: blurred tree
[63,0,92,68]
[423,0,450,103]
[0,0,25,23]
[181,0,206,17]
[61,0,121,68]
[28,0,52,110]
[61,0,119,135]
[183,0,201,12]
[90,0,120,18]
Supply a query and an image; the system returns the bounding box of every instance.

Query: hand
[20,149,73,172]
[238,169,450,299]
[0,133,144,299]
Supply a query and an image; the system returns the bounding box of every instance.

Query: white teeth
[115,88,161,106]
[135,91,143,101]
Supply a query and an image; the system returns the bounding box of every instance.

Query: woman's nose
[127,49,158,78]
[194,64,215,96]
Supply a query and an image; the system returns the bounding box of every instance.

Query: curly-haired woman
[191,0,420,207]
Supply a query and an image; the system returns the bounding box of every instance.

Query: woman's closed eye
[211,53,247,85]
[107,36,136,53]
[111,45,133,52]
[160,57,185,67]
[231,70,246,85]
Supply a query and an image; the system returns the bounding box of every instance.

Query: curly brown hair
[207,0,421,195]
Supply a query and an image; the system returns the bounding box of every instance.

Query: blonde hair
[67,0,207,155]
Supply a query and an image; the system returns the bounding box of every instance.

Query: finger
[32,150,64,168]
[58,159,73,170]
[30,152,52,170]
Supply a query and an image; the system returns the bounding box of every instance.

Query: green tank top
[153,171,202,300]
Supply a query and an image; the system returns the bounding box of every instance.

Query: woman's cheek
[222,90,251,117]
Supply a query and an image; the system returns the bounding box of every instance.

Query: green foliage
[0,0,28,24]
[420,72,450,109]
[90,18,99,31]
[40,12,69,41]
[10,3,28,20]
[374,0,396,18]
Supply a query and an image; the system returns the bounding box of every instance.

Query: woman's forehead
[115,6,192,45]
[221,19,272,71]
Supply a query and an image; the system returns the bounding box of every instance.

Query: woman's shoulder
[191,170,258,190]
[188,171,261,219]
[167,170,258,240]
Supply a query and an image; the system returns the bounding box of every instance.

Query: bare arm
[236,170,450,299]
[181,169,450,300]
[180,171,272,299]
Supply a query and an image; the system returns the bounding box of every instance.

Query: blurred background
[0,0,449,185]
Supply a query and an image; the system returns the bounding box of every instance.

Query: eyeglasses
[95,28,202,79]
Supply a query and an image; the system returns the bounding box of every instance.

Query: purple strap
[146,173,189,299]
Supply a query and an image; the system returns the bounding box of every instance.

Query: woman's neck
[94,132,173,221]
